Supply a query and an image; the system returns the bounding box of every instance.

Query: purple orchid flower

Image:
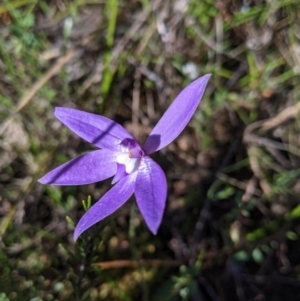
[38,74,211,240]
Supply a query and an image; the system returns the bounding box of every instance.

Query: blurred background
[1,0,300,300]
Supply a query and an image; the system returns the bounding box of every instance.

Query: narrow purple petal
[38,150,117,185]
[143,74,211,154]
[135,156,167,234]
[74,173,137,240]
[55,107,134,151]
[111,163,127,184]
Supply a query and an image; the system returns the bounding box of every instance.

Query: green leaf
[286,231,298,241]
[252,248,264,264]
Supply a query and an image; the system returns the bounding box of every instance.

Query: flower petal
[143,74,211,154]
[38,150,117,185]
[135,157,167,234]
[55,107,134,150]
[74,173,137,240]
[111,163,127,184]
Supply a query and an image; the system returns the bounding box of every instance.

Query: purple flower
[38,74,211,240]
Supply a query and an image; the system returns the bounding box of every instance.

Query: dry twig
[92,259,184,270]
[0,50,79,135]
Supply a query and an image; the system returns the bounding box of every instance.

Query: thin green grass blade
[100,0,118,100]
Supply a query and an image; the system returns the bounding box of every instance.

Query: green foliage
[0,293,10,301]
[151,264,200,301]
[286,204,300,220]
[271,169,300,195]
[82,195,92,212]
[246,220,283,241]
[252,247,264,264]
[188,0,218,27]
[100,0,119,100]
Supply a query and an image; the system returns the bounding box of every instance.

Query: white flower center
[116,152,140,174]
